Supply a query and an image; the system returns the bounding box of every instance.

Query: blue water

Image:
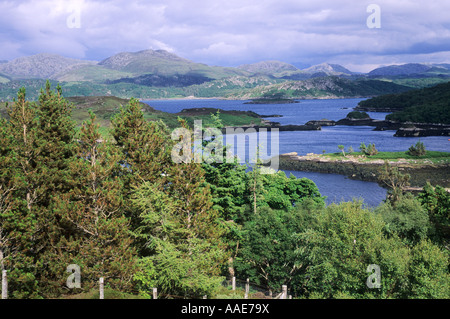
[143,98,450,207]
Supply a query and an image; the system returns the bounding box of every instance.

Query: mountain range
[0,50,449,101]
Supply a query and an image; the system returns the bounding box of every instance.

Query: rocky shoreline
[221,123,321,133]
[243,98,300,104]
[306,117,450,137]
[276,152,450,188]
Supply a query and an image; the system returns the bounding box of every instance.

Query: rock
[395,126,450,137]
[306,119,336,126]
[281,152,298,156]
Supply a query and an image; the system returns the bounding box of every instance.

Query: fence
[1,271,292,300]
[221,277,291,299]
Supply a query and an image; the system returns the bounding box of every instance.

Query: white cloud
[0,0,449,68]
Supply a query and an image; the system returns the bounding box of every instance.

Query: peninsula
[276,151,450,188]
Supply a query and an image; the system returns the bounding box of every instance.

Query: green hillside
[1,95,267,139]
[357,81,450,124]
[227,76,412,100]
[54,64,134,82]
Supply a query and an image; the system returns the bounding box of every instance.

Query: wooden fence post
[244,278,249,299]
[281,285,287,299]
[2,270,7,300]
[232,276,236,291]
[153,287,157,299]
[99,277,104,299]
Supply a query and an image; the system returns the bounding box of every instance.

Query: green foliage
[359,142,379,156]
[111,97,172,192]
[378,161,410,204]
[259,172,325,211]
[53,111,137,291]
[346,111,370,119]
[202,155,248,222]
[408,141,427,156]
[418,183,450,243]
[375,194,430,244]
[293,200,410,299]
[347,146,354,154]
[407,239,450,298]
[1,84,449,300]
[358,81,450,124]
[234,206,306,290]
[289,199,449,299]
[131,181,227,298]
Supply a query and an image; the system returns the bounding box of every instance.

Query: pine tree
[30,81,78,295]
[111,98,172,187]
[0,88,41,297]
[121,110,229,297]
[54,111,137,292]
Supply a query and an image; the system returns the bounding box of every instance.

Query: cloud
[0,0,449,70]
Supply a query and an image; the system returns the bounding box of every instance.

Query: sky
[1,0,450,72]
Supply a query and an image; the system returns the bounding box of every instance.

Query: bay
[143,98,450,207]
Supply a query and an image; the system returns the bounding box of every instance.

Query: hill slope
[356,81,450,124]
[227,76,412,100]
[237,60,299,75]
[0,53,95,79]
[98,49,248,80]
[303,63,355,75]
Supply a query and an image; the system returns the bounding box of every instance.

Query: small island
[306,111,450,137]
[353,81,450,137]
[244,98,300,104]
[275,149,450,189]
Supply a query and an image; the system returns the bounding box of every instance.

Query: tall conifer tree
[1,88,41,297]
[31,81,78,295]
[54,111,137,292]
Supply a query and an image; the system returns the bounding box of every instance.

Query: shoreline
[275,152,450,188]
[139,96,370,102]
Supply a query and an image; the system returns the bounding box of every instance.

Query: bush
[375,194,430,244]
[408,141,426,156]
[359,142,379,156]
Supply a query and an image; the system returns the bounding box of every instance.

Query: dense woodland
[357,81,450,124]
[0,82,448,299]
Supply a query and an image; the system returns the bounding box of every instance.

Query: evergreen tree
[124,112,229,297]
[378,160,410,204]
[51,111,137,292]
[1,88,41,297]
[111,98,172,188]
[36,82,78,294]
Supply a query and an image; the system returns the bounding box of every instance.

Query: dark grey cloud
[0,0,449,72]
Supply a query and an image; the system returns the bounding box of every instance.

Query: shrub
[360,142,378,156]
[408,141,426,156]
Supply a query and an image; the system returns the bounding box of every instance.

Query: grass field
[325,151,450,164]
[1,96,267,140]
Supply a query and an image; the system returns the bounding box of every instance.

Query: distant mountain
[303,63,355,75]
[228,76,412,100]
[368,63,433,77]
[98,49,248,80]
[237,60,299,75]
[99,49,191,72]
[0,53,95,79]
[1,50,449,101]
[432,63,450,70]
